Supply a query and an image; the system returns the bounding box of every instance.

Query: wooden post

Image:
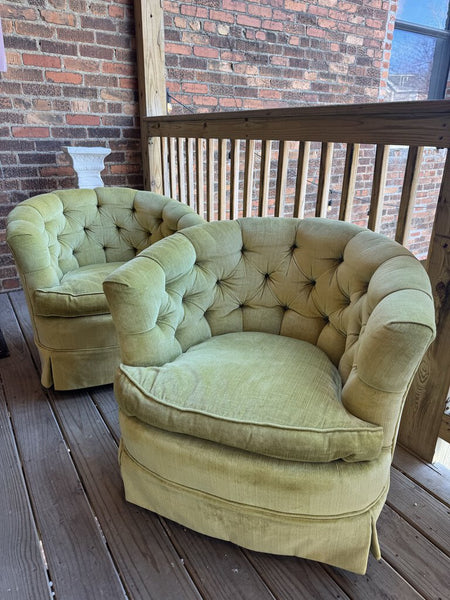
[399,150,450,461]
[134,0,166,192]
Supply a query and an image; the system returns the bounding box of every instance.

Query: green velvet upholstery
[103,217,436,574]
[6,187,205,390]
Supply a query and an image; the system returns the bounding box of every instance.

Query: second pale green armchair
[103,217,435,574]
[6,187,205,390]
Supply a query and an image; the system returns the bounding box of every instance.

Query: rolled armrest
[342,288,436,448]
[6,216,61,292]
[103,232,212,367]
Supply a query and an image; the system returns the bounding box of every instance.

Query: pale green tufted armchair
[103,217,435,574]
[6,187,205,390]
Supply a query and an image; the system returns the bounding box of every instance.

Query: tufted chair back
[7,187,202,293]
[105,217,435,450]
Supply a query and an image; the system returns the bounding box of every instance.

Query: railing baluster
[243,139,255,217]
[230,139,240,220]
[293,141,311,218]
[218,139,227,220]
[368,144,389,232]
[168,137,177,199]
[259,140,272,217]
[396,146,424,245]
[186,138,195,209]
[207,138,215,221]
[160,137,170,197]
[177,138,187,205]
[339,143,360,222]
[196,138,205,220]
[275,140,289,217]
[316,142,334,218]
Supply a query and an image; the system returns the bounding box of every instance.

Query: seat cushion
[116,331,384,463]
[34,262,125,317]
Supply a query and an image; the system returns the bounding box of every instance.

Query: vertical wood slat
[243,139,255,217]
[218,139,227,220]
[177,138,187,205]
[339,143,360,222]
[399,149,450,461]
[293,141,311,218]
[230,139,241,219]
[196,138,205,220]
[395,146,424,245]
[134,0,166,192]
[368,144,390,232]
[168,137,177,200]
[258,140,272,217]
[186,138,195,209]
[206,138,215,221]
[161,137,170,197]
[275,140,289,217]
[316,142,334,218]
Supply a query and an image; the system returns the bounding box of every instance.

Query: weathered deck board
[0,293,127,600]
[378,507,450,600]
[393,445,450,507]
[10,292,202,600]
[245,552,351,600]
[0,382,52,600]
[162,522,277,600]
[325,556,424,600]
[1,289,448,600]
[387,468,450,555]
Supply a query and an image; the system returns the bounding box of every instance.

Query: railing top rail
[144,100,450,147]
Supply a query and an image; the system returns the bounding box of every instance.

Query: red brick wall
[1,0,399,292]
[164,0,397,113]
[0,0,142,291]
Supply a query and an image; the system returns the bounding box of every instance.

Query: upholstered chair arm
[342,261,436,450]
[103,231,212,367]
[6,212,62,292]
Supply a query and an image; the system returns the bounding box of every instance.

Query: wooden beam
[144,100,450,147]
[399,149,450,462]
[134,0,167,192]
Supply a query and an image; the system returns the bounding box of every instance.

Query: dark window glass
[397,0,449,29]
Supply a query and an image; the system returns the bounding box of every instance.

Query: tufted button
[216,280,221,286]
[310,279,316,285]
[264,272,270,280]
[290,243,297,251]
[323,315,329,323]
[338,256,344,263]
[239,303,245,308]
[283,305,289,311]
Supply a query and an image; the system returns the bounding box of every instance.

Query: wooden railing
[142,100,450,462]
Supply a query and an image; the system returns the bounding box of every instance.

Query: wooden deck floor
[1,289,449,600]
